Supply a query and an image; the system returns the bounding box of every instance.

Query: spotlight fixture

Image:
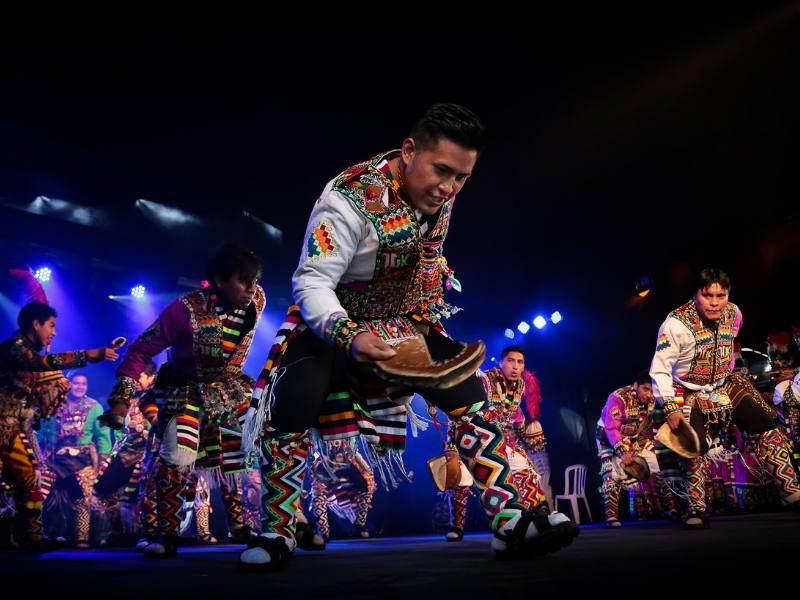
[504,328,515,339]
[34,267,51,282]
[131,285,146,298]
[635,272,655,297]
[517,322,530,334]
[533,316,547,329]
[551,311,563,324]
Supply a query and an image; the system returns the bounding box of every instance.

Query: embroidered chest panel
[181,288,264,380]
[484,368,524,414]
[614,385,652,437]
[671,300,738,385]
[332,153,453,319]
[57,399,94,440]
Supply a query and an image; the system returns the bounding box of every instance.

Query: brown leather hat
[374,337,486,390]
[613,454,651,483]
[655,420,701,458]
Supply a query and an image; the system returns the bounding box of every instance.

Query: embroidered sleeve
[292,185,371,342]
[324,311,369,353]
[602,392,626,449]
[650,317,686,411]
[7,338,87,372]
[108,377,137,408]
[110,299,188,406]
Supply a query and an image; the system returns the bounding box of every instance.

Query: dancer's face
[31,316,57,347]
[69,375,88,399]
[694,283,729,321]
[500,351,525,382]
[215,273,257,310]
[136,371,156,392]
[635,382,653,403]
[400,138,478,216]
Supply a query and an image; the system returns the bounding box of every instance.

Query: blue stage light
[533,316,547,329]
[517,322,530,334]
[34,267,51,282]
[131,285,146,298]
[551,311,563,324]
[504,328,515,339]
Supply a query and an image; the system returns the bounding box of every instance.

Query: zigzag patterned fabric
[449,486,469,530]
[354,490,372,528]
[195,505,211,537]
[686,457,707,512]
[311,476,331,540]
[259,430,309,540]
[652,473,678,515]
[511,468,541,511]
[156,460,188,537]
[72,496,90,543]
[220,475,244,530]
[453,413,538,533]
[755,428,800,498]
[600,458,622,520]
[138,454,159,539]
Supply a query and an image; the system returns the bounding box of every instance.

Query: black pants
[268,328,486,434]
[94,454,136,498]
[690,395,776,455]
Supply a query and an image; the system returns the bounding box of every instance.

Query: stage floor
[2,512,798,597]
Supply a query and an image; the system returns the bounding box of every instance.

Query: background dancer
[0,301,117,553]
[650,268,800,530]
[93,360,157,547]
[596,369,679,527]
[446,348,548,542]
[39,371,112,547]
[103,243,265,558]
[301,439,376,550]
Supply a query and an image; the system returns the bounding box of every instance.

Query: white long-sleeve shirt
[650,305,742,405]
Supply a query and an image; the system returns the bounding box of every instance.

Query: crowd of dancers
[1,104,798,574]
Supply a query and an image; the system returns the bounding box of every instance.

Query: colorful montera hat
[766,331,798,370]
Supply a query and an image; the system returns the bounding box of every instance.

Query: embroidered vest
[670,300,738,386]
[331,151,454,321]
[181,287,265,381]
[484,369,525,418]
[613,385,653,438]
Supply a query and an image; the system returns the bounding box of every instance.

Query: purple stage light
[533,316,547,329]
[517,322,530,334]
[504,328,514,339]
[131,285,146,298]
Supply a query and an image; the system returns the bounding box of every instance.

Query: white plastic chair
[554,464,592,524]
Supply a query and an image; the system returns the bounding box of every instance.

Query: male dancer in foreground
[650,268,800,529]
[238,104,578,572]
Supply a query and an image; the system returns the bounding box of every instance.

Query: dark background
[1,4,799,530]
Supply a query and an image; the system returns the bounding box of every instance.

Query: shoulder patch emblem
[657,334,672,352]
[306,220,338,263]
